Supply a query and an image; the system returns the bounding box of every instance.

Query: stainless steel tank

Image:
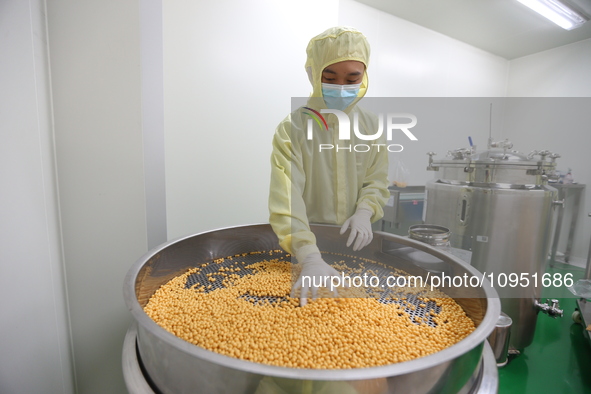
[123,224,500,394]
[424,141,563,351]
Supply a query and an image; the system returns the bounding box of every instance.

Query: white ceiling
[355,0,591,59]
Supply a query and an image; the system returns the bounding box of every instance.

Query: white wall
[0,1,74,393]
[163,0,510,240]
[163,0,340,239]
[339,0,508,98]
[508,38,591,97]
[507,39,591,262]
[46,0,147,393]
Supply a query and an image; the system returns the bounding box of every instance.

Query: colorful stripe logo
[303,107,328,130]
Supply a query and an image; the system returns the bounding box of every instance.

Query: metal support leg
[550,187,566,267]
[574,213,591,347]
[565,191,583,263]
[585,213,591,281]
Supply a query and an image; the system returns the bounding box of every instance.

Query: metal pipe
[585,213,591,280]
[550,187,566,267]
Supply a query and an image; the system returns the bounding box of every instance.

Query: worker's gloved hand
[291,253,341,306]
[340,208,373,251]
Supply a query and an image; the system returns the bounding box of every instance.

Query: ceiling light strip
[517,0,587,30]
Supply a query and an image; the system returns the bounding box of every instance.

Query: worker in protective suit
[268,26,390,307]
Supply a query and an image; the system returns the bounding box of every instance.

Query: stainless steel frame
[574,213,591,347]
[550,183,586,265]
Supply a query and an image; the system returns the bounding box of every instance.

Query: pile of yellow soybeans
[143,251,475,369]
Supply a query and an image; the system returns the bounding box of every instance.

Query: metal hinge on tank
[426,152,439,171]
[447,148,473,160]
[526,151,561,182]
[447,148,475,173]
[488,138,513,158]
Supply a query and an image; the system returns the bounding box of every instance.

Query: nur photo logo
[303,108,418,152]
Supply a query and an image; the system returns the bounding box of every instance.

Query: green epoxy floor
[498,263,591,394]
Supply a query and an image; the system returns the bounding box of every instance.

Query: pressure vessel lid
[425,140,560,186]
[430,139,559,167]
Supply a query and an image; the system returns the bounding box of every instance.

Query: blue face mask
[322,83,361,111]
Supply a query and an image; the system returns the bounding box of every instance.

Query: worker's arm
[268,115,319,261]
[269,116,341,306]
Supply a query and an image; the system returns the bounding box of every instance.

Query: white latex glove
[291,252,341,306]
[340,208,373,251]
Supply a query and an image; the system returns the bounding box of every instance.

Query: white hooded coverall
[268,26,390,262]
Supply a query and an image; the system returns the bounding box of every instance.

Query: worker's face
[321,60,365,85]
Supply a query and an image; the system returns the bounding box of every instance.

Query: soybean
[143,253,475,369]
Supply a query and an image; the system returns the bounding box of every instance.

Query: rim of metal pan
[123,223,501,381]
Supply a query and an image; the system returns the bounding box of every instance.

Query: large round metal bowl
[123,224,500,394]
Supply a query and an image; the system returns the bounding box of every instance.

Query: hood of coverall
[305,26,370,110]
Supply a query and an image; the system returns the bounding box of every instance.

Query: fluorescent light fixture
[517,0,588,30]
